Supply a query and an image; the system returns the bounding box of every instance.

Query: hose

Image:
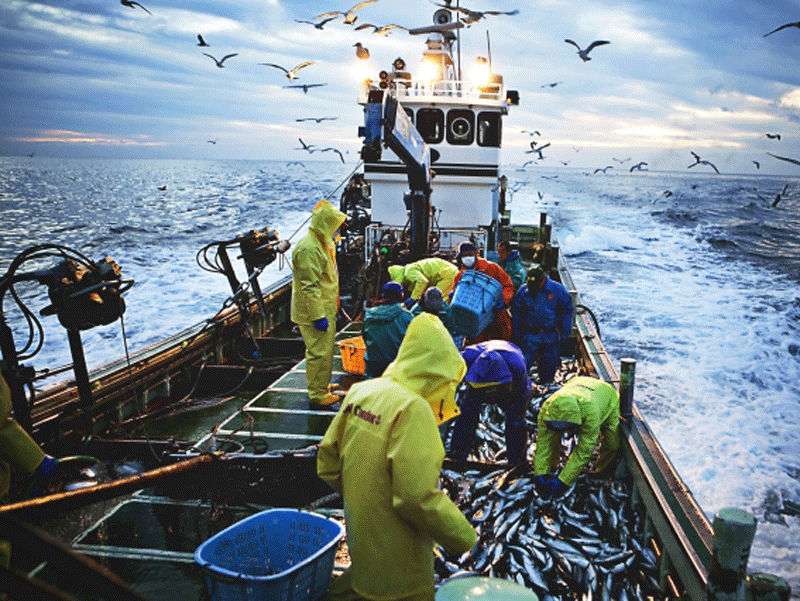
[575,303,600,339]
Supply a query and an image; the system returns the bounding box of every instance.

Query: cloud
[779,89,800,110]
[15,129,166,146]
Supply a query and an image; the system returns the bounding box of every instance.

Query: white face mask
[462,256,476,268]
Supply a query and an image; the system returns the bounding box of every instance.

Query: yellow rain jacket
[318,314,474,600]
[387,258,458,301]
[1,373,46,499]
[534,376,620,486]
[291,200,347,325]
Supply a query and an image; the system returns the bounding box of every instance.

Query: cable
[575,303,600,339]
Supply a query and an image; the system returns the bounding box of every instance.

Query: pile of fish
[434,362,665,601]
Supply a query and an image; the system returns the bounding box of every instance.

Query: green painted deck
[190,324,365,454]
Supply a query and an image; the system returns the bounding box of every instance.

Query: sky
[2,0,800,175]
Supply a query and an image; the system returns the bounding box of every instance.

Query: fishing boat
[0,4,785,601]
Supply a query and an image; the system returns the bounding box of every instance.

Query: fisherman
[533,376,621,498]
[496,240,527,292]
[1,373,60,565]
[511,263,573,384]
[387,257,458,310]
[448,340,532,466]
[290,199,347,407]
[452,241,514,343]
[362,282,414,378]
[318,313,476,601]
[412,286,461,346]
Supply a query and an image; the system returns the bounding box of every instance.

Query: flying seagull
[260,61,317,80]
[541,82,562,88]
[593,166,613,174]
[296,117,339,123]
[433,3,519,25]
[525,142,550,159]
[296,16,337,30]
[630,161,648,172]
[296,138,318,153]
[203,53,237,68]
[772,184,790,207]
[564,39,610,62]
[120,0,151,14]
[753,160,760,169]
[321,147,345,163]
[354,42,370,59]
[765,133,781,140]
[314,0,379,25]
[766,152,800,167]
[287,161,306,168]
[687,151,720,174]
[283,83,327,94]
[612,157,631,164]
[355,23,407,35]
[207,139,218,144]
[763,21,800,37]
[197,34,209,46]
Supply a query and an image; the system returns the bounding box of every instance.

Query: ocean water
[1,157,799,594]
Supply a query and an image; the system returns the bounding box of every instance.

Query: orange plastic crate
[337,336,366,375]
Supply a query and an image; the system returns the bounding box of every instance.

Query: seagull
[753,160,760,169]
[630,161,648,172]
[354,42,370,59]
[287,161,306,168]
[541,82,562,88]
[260,61,317,80]
[594,166,613,174]
[663,190,673,198]
[767,152,800,167]
[772,184,790,207]
[207,139,218,144]
[763,21,800,37]
[522,160,537,167]
[296,138,318,153]
[283,83,327,94]
[296,117,339,123]
[765,133,781,140]
[612,157,631,164]
[564,39,610,62]
[355,23,407,35]
[203,53,237,68]
[687,151,720,174]
[157,185,167,191]
[197,34,209,46]
[521,129,541,136]
[314,0,379,25]
[321,147,345,163]
[433,3,519,25]
[525,142,550,160]
[27,151,35,158]
[120,0,151,14]
[296,16,337,30]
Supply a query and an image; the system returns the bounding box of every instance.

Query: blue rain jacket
[511,276,573,342]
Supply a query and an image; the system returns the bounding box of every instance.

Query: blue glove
[535,474,566,499]
[313,317,328,331]
[404,298,415,309]
[494,296,505,310]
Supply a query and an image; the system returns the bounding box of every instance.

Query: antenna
[456,0,462,79]
[486,30,492,70]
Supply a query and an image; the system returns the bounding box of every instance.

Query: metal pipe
[707,508,757,601]
[66,329,92,411]
[620,358,635,421]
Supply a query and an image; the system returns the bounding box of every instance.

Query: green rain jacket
[1,373,45,498]
[290,200,347,325]
[534,376,620,486]
[363,303,414,365]
[500,250,528,291]
[317,314,474,600]
[388,258,458,301]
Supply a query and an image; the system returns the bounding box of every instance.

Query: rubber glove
[534,474,565,499]
[404,298,415,309]
[494,296,505,310]
[313,317,329,331]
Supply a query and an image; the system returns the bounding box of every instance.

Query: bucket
[194,509,344,601]
[450,271,502,338]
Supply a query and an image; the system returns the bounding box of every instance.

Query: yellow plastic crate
[337,336,366,375]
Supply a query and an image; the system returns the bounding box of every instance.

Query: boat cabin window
[477,112,501,147]
[404,108,414,123]
[447,109,475,145]
[417,108,444,144]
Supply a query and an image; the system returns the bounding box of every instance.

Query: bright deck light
[418,58,441,81]
[471,57,491,85]
[352,59,371,81]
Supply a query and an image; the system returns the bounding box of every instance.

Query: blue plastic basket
[451,271,503,338]
[194,509,344,601]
